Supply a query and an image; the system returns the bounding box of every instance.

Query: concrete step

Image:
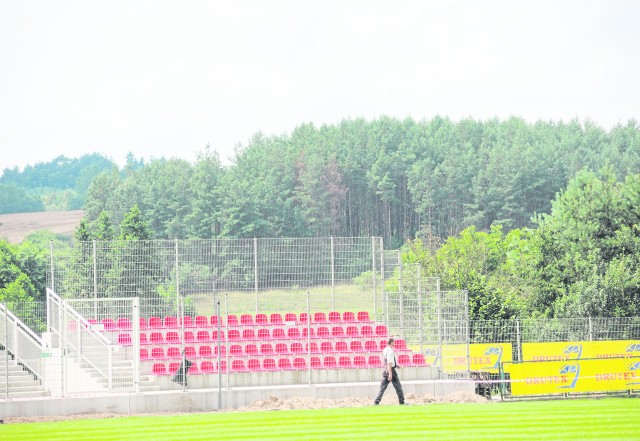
[0,389,50,398]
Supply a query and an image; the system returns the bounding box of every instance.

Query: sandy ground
[1,392,487,424]
[0,210,83,243]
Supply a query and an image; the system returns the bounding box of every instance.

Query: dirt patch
[0,210,83,243]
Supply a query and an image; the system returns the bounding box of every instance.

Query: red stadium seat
[320,341,334,353]
[353,355,366,367]
[184,331,196,343]
[357,311,370,322]
[245,344,259,356]
[314,312,328,324]
[299,312,310,324]
[230,344,243,356]
[257,328,271,340]
[165,332,180,344]
[398,354,411,366]
[149,317,162,329]
[275,343,289,354]
[256,314,268,325]
[139,333,149,345]
[168,362,180,374]
[395,339,407,350]
[375,325,388,337]
[278,358,293,370]
[140,348,149,360]
[311,356,322,369]
[379,340,387,350]
[164,316,179,328]
[201,361,215,374]
[102,318,116,331]
[350,341,364,352]
[117,334,132,346]
[180,316,194,328]
[272,328,285,340]
[167,347,181,359]
[368,356,383,367]
[260,343,274,356]
[364,340,378,352]
[212,330,225,341]
[328,312,341,323]
[152,363,168,376]
[293,357,307,369]
[338,356,352,368]
[195,316,208,327]
[317,327,330,338]
[213,345,226,357]
[284,313,297,323]
[231,360,247,372]
[346,326,359,337]
[361,326,374,337]
[228,329,241,341]
[335,341,348,353]
[242,329,256,340]
[306,342,319,353]
[197,331,211,343]
[248,359,262,371]
[199,346,213,358]
[117,317,132,330]
[332,326,345,338]
[227,315,239,327]
[413,354,428,366]
[291,342,304,354]
[270,313,283,325]
[263,358,277,371]
[287,328,300,340]
[139,317,148,330]
[211,315,224,327]
[342,312,356,323]
[150,332,164,344]
[151,347,166,360]
[188,363,200,375]
[302,327,315,339]
[216,360,228,373]
[184,346,197,359]
[240,314,254,326]
[324,356,337,369]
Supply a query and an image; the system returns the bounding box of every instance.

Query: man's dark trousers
[374,368,405,404]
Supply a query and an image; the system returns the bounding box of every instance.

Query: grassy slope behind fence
[3,398,639,440]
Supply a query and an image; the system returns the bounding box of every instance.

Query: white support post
[217,300,222,410]
[307,291,312,387]
[418,264,423,355]
[254,238,259,315]
[93,240,98,319]
[371,237,377,320]
[398,252,404,340]
[225,293,230,390]
[588,316,593,341]
[465,290,471,378]
[133,297,140,394]
[516,319,521,362]
[330,237,335,311]
[436,280,443,373]
[380,238,387,328]
[4,303,8,399]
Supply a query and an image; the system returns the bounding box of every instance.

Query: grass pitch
[2,398,639,440]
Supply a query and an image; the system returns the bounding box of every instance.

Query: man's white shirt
[382,346,396,368]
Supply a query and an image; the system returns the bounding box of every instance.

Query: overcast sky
[1,1,639,171]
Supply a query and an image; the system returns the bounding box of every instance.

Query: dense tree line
[83,118,640,246]
[0,153,116,213]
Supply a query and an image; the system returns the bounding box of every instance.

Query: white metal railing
[0,302,45,381]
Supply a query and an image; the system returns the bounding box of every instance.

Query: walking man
[374,337,407,405]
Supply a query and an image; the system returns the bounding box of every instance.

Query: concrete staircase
[0,349,49,399]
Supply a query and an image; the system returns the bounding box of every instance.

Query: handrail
[0,302,44,380]
[0,303,43,346]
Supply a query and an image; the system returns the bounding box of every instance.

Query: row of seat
[95,311,373,332]
[140,339,410,360]
[151,353,429,375]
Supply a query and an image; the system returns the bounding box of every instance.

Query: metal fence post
[225,293,230,390]
[254,238,259,315]
[217,300,222,410]
[307,291,312,387]
[93,240,98,319]
[465,290,470,378]
[418,264,423,355]
[380,238,387,328]
[4,303,8,399]
[516,319,521,362]
[50,240,55,293]
[133,297,140,394]
[436,282,443,373]
[398,252,404,340]
[371,237,377,320]
[330,237,335,311]
[588,316,593,341]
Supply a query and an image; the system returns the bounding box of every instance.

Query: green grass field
[3,398,639,440]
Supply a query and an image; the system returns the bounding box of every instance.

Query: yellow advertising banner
[509,356,640,396]
[423,343,513,373]
[522,340,640,362]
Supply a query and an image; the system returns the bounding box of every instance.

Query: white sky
[1,1,639,171]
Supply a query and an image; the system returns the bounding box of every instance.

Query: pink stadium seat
[278,358,293,370]
[201,361,215,374]
[270,313,283,325]
[293,357,307,370]
[346,326,359,337]
[338,356,352,368]
[287,328,300,340]
[150,332,164,344]
[256,314,268,325]
[291,342,304,354]
[211,315,224,327]
[379,340,387,350]
[167,347,181,359]
[188,363,200,375]
[328,312,341,323]
[197,331,211,343]
[299,312,310,324]
[361,325,374,337]
[272,328,285,340]
[260,343,274,355]
[275,343,289,354]
[368,356,383,368]
[314,312,328,323]
[151,347,166,360]
[117,317,132,330]
[375,325,388,337]
[168,362,180,374]
[228,329,241,341]
[152,363,168,376]
[354,355,367,367]
[164,316,178,328]
[184,331,196,343]
[332,326,345,338]
[324,356,337,369]
[350,341,364,352]
[263,358,277,371]
[213,345,226,357]
[231,360,247,372]
[284,313,297,323]
[230,344,243,356]
[216,360,228,373]
[335,341,348,353]
[180,316,194,328]
[117,334,132,346]
[102,318,116,331]
[140,348,149,360]
[199,346,213,358]
[139,317,149,330]
[257,328,271,340]
[343,312,356,323]
[364,340,378,352]
[240,314,254,326]
[306,342,319,353]
[184,346,197,359]
[248,359,262,371]
[211,330,225,341]
[302,327,315,339]
[311,356,322,369]
[317,327,330,338]
[395,339,407,350]
[242,329,256,340]
[165,332,180,344]
[195,316,208,327]
[227,315,239,327]
[357,311,370,322]
[320,341,334,353]
[398,354,411,366]
[413,354,428,366]
[245,344,259,356]
[139,333,149,345]
[149,317,162,329]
